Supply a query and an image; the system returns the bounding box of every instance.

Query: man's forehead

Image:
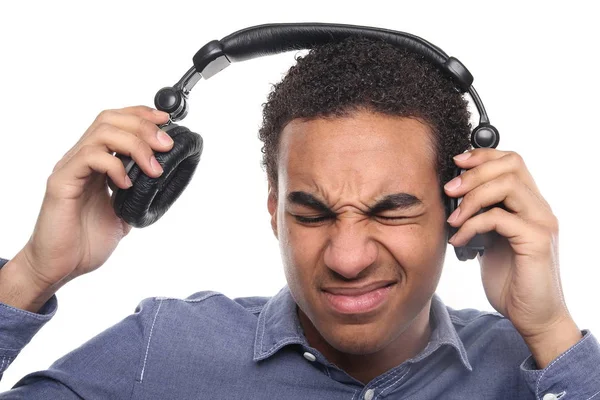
[279,113,436,171]
[277,112,438,204]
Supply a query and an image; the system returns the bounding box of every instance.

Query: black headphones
[109,22,501,261]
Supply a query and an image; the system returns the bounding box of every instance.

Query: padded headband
[155,22,490,126]
[192,23,474,92]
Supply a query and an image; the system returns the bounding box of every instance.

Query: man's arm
[0,258,58,383]
[445,149,600,398]
[0,257,154,399]
[0,254,61,313]
[519,329,600,399]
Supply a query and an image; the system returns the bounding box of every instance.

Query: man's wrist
[521,316,583,369]
[0,250,57,313]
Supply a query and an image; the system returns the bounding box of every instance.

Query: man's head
[259,37,472,357]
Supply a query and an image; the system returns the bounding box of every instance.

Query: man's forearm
[522,316,583,369]
[0,251,57,313]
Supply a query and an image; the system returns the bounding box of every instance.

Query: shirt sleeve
[0,257,58,381]
[0,257,158,400]
[520,329,600,400]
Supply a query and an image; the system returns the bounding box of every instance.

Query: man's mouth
[321,281,397,315]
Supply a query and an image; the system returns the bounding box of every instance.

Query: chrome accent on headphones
[200,55,231,80]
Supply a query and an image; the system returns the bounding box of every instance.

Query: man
[0,36,598,399]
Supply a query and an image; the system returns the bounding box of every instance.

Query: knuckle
[79,143,92,154]
[138,117,156,136]
[94,122,112,135]
[467,167,480,183]
[506,151,524,167]
[45,173,63,197]
[138,105,154,113]
[95,109,117,123]
[133,137,151,156]
[503,172,519,186]
[537,228,554,250]
[548,215,559,234]
[110,154,126,173]
[51,161,63,174]
[46,173,57,189]
[79,144,96,158]
[461,190,475,207]
[492,206,505,217]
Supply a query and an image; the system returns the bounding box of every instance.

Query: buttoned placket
[300,346,413,398]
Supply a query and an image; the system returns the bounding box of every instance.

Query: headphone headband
[192,23,473,92]
[155,22,493,134]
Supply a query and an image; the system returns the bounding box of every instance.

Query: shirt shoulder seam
[154,293,266,314]
[449,311,505,326]
[154,291,224,303]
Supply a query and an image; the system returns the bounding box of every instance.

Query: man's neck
[297,300,433,385]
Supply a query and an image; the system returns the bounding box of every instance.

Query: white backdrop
[0,0,598,392]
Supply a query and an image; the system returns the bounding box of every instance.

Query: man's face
[267,110,449,355]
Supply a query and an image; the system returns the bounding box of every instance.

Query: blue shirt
[0,257,598,399]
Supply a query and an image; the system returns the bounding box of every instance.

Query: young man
[0,37,598,399]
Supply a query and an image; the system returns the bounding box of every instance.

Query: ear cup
[446,164,506,261]
[446,166,487,261]
[110,123,203,228]
[445,166,462,240]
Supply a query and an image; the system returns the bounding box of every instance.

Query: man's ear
[267,183,278,240]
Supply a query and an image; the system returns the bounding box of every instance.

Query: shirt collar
[253,285,472,371]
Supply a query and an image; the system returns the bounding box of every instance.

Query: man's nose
[323,218,378,280]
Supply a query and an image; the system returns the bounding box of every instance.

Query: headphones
[109,23,501,262]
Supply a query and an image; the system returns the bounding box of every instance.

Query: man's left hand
[444,148,582,368]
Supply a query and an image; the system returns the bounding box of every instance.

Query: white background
[0,0,598,392]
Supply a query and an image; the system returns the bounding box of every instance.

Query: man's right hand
[0,106,174,312]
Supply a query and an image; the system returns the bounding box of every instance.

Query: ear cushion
[445,166,483,261]
[445,166,462,236]
[111,124,203,228]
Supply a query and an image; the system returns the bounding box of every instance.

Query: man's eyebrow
[287,191,423,214]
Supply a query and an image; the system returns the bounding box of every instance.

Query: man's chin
[321,325,393,356]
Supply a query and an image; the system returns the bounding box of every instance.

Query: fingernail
[453,152,472,161]
[449,233,457,243]
[447,207,461,223]
[125,174,133,188]
[153,109,169,118]
[156,129,173,145]
[444,176,462,191]
[150,155,163,175]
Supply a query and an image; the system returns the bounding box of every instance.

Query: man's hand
[0,106,172,313]
[444,148,582,368]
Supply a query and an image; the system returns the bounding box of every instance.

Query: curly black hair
[258,36,472,217]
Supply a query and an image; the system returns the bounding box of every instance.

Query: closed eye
[292,215,409,224]
[294,215,333,224]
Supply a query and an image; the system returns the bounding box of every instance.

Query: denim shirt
[0,257,599,399]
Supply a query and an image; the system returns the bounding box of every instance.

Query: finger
[47,144,134,199]
[87,107,170,141]
[86,123,165,178]
[116,105,170,125]
[93,109,174,152]
[448,206,551,257]
[54,109,172,174]
[446,172,553,229]
[447,151,545,206]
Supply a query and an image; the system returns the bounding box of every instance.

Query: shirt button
[364,389,375,400]
[542,394,558,400]
[303,352,316,362]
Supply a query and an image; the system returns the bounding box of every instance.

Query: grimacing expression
[267,109,450,355]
